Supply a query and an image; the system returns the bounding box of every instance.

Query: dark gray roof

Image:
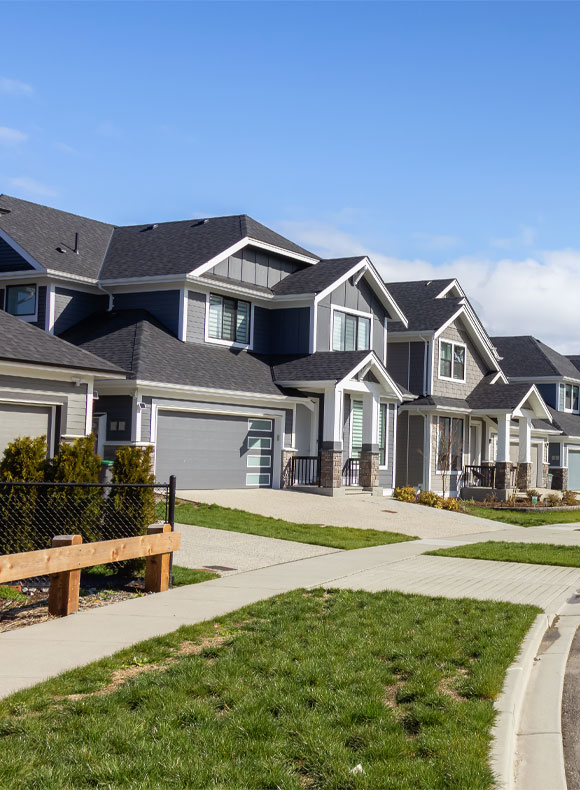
[271,351,370,382]
[0,194,114,280]
[100,214,317,281]
[467,378,539,410]
[532,418,558,433]
[547,407,580,438]
[271,257,365,296]
[385,279,462,332]
[406,395,471,410]
[61,310,283,395]
[567,356,580,374]
[492,336,580,381]
[0,309,124,375]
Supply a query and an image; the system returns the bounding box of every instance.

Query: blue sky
[1,1,580,350]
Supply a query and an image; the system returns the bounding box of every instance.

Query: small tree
[46,435,102,542]
[0,435,48,554]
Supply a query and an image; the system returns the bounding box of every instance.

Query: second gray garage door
[0,403,52,456]
[155,410,274,489]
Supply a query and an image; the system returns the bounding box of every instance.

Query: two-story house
[385,279,554,498]
[0,195,407,494]
[492,336,580,491]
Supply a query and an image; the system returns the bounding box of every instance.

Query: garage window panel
[248,418,272,432]
[247,455,270,467]
[248,437,271,450]
[246,473,270,486]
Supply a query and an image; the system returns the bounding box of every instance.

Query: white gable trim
[190,236,319,279]
[433,305,501,373]
[0,228,45,272]
[435,280,463,299]
[336,351,404,401]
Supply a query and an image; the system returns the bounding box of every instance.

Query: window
[436,417,464,472]
[248,437,271,450]
[439,340,466,381]
[378,403,388,467]
[248,418,272,432]
[246,473,270,486]
[350,400,363,458]
[332,310,371,352]
[247,456,270,467]
[6,284,37,317]
[208,294,251,345]
[561,383,580,414]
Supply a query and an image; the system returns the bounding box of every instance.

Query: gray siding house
[0,195,407,494]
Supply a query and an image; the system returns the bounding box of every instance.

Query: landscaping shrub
[441,497,462,511]
[416,490,443,508]
[0,436,47,554]
[545,493,561,508]
[562,490,579,506]
[45,435,102,542]
[526,489,541,501]
[393,486,417,502]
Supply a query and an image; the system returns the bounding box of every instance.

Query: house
[492,336,580,491]
[0,308,125,456]
[0,195,407,494]
[384,279,554,498]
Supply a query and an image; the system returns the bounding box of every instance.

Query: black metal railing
[462,464,496,488]
[342,458,360,486]
[290,456,320,486]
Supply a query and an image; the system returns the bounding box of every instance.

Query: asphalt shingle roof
[547,407,580,439]
[61,310,283,395]
[0,194,114,280]
[567,356,580,374]
[271,351,370,382]
[385,280,462,332]
[0,310,124,375]
[406,395,471,410]
[271,257,365,296]
[492,336,580,380]
[467,379,539,410]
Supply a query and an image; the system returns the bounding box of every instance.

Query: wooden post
[145,523,171,593]
[48,535,82,617]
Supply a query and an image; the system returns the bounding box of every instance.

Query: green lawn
[465,504,580,528]
[427,540,580,568]
[174,500,417,550]
[0,588,537,789]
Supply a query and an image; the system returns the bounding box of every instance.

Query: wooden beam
[145,523,172,593]
[48,535,82,617]
[0,527,180,585]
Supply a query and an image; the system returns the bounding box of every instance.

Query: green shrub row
[0,436,155,556]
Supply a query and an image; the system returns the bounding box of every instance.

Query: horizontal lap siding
[186,290,205,343]
[140,396,152,442]
[295,404,311,454]
[30,285,47,330]
[378,403,396,488]
[0,374,87,437]
[54,288,108,334]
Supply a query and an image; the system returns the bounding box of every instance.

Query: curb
[490,611,554,790]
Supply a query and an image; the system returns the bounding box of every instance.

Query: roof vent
[191,218,208,227]
[56,246,67,253]
[140,224,159,233]
[0,207,11,216]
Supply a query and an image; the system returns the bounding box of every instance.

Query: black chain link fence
[0,479,176,558]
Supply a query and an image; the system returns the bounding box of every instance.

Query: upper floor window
[560,383,580,414]
[6,284,37,317]
[332,310,370,352]
[439,339,465,381]
[208,293,250,346]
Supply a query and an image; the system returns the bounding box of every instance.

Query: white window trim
[248,436,272,450]
[248,418,273,432]
[379,402,389,470]
[203,292,254,350]
[246,472,271,486]
[247,455,271,468]
[435,415,465,473]
[5,283,39,323]
[330,305,372,353]
[562,383,580,414]
[438,338,467,384]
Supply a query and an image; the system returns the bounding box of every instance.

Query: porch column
[320,386,343,490]
[516,416,533,490]
[360,392,380,490]
[495,414,512,490]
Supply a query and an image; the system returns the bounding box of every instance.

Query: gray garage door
[0,403,52,455]
[155,411,274,489]
[568,450,580,491]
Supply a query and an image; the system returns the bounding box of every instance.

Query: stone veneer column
[320,448,342,489]
[542,463,550,489]
[280,448,297,488]
[516,462,532,491]
[495,461,511,490]
[550,467,568,491]
[359,447,380,488]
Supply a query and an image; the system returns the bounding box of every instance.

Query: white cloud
[0,77,32,95]
[278,219,580,355]
[491,225,537,250]
[413,232,462,251]
[0,126,27,146]
[8,176,57,198]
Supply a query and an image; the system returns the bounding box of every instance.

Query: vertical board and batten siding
[269,308,310,354]
[432,318,489,399]
[209,248,304,288]
[53,288,108,335]
[113,290,181,336]
[386,342,426,396]
[316,277,387,358]
[252,307,270,353]
[0,237,35,272]
[378,403,396,489]
[0,374,87,437]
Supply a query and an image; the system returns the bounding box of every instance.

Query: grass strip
[0,588,537,789]
[465,504,580,527]
[174,500,416,550]
[427,540,580,568]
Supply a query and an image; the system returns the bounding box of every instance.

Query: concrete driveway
[177,488,505,539]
